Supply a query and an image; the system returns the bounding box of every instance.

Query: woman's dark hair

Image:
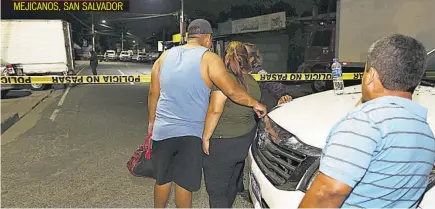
[224,41,251,91]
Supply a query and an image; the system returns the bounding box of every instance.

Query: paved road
[1,62,252,208]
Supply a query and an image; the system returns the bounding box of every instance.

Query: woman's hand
[203,139,210,155]
[278,95,292,105]
[147,122,154,136]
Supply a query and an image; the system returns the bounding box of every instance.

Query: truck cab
[304,21,335,71]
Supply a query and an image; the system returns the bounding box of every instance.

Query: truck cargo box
[336,0,435,65]
[1,19,74,74]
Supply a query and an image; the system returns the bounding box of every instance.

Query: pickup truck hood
[268,85,435,148]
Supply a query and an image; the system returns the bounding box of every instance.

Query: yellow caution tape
[1,75,151,84]
[252,73,363,81]
[1,72,434,84]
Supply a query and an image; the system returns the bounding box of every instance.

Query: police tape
[1,73,434,84]
[252,73,363,81]
[1,75,150,84]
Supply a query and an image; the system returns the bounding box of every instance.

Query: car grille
[252,116,321,191]
[252,136,306,187]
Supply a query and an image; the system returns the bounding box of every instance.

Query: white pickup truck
[248,49,435,208]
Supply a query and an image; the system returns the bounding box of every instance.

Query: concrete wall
[218,21,232,35]
[231,31,289,73]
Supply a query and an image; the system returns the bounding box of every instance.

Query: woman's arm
[202,90,228,154]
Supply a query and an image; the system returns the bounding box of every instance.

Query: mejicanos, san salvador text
[1,76,32,84]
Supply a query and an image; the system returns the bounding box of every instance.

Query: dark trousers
[236,161,245,192]
[91,66,97,75]
[90,63,98,75]
[203,130,255,208]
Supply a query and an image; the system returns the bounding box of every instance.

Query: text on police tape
[1,73,368,84]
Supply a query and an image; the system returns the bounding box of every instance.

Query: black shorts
[151,136,203,192]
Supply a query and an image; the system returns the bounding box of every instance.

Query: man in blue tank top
[147,19,267,208]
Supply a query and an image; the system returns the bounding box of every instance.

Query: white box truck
[336,0,435,68]
[1,19,74,91]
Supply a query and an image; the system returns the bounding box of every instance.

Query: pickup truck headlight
[252,115,322,191]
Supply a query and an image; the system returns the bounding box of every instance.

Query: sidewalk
[1,90,52,134]
[1,61,89,134]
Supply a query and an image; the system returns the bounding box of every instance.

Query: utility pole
[92,13,95,51]
[121,26,124,51]
[180,0,185,45]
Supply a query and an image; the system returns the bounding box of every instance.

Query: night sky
[1,0,314,39]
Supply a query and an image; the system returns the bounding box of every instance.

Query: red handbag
[126,134,154,178]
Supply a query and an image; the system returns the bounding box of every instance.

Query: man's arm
[260,82,288,98]
[205,52,260,109]
[252,65,288,99]
[299,111,380,208]
[147,51,167,134]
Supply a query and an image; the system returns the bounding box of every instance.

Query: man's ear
[366,67,377,85]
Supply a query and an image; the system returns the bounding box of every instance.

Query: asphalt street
[1,61,253,208]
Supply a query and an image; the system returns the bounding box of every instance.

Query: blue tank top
[152,46,211,141]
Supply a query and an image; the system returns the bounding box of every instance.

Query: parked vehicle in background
[298,0,435,93]
[119,51,132,61]
[1,19,75,91]
[136,52,147,62]
[104,50,117,61]
[145,52,160,63]
[248,48,435,208]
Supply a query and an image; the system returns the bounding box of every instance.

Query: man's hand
[202,139,210,155]
[277,95,292,105]
[254,102,267,118]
